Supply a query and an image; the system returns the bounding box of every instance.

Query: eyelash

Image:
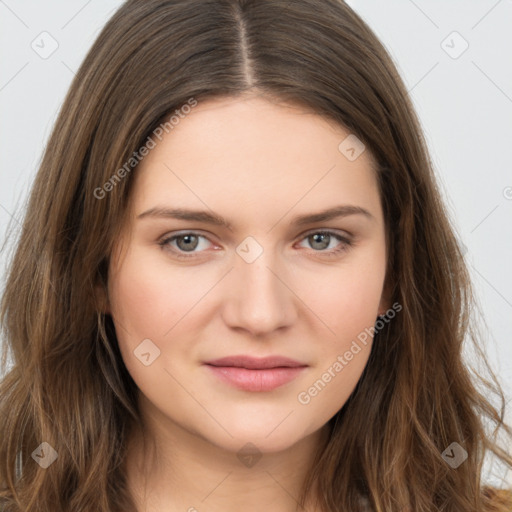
[158,230,353,260]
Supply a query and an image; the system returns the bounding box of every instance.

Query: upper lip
[204,355,307,370]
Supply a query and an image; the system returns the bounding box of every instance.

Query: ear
[377,300,388,317]
[377,276,393,317]
[95,282,111,315]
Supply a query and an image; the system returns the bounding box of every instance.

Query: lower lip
[204,365,307,392]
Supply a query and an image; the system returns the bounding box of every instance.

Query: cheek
[297,348,371,433]
[298,257,386,343]
[108,253,199,396]
[295,271,382,422]
[109,265,167,338]
[108,249,221,385]
[109,251,203,339]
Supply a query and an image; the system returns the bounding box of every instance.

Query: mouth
[203,355,308,392]
[204,355,306,370]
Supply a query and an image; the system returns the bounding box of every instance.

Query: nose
[221,249,297,337]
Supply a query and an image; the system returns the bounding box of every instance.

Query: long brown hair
[1,0,511,510]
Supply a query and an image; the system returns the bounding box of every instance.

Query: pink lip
[203,355,308,392]
[205,355,305,369]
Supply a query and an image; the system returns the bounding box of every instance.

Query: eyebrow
[137,205,374,229]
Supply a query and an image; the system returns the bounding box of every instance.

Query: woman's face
[107,94,388,454]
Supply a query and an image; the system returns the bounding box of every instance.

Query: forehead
[128,95,381,228]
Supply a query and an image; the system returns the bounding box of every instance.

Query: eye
[158,232,213,258]
[296,230,352,257]
[158,230,353,259]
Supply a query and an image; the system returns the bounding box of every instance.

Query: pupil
[179,235,197,251]
[312,233,329,249]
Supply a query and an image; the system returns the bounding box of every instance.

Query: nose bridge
[224,238,295,334]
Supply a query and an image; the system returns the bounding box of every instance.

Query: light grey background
[1,0,511,484]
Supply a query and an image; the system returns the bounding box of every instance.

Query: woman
[1,0,511,510]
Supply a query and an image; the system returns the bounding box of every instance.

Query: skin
[105,93,389,512]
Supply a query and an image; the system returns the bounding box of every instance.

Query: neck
[124,395,330,512]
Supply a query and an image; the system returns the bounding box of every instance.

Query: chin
[201,419,317,456]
